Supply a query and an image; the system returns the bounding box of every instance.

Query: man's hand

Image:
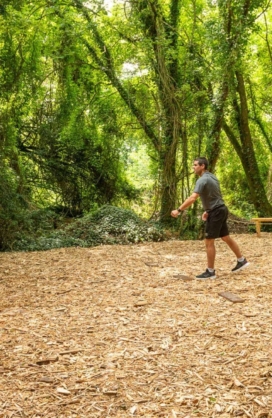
[202,211,208,221]
[171,209,180,218]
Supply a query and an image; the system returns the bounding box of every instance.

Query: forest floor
[0,231,271,418]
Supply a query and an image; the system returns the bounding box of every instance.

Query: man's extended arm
[171,192,200,218]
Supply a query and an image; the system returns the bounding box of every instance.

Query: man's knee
[205,238,215,248]
[221,235,230,243]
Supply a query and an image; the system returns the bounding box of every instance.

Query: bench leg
[255,221,261,237]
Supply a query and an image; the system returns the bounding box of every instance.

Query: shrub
[11,205,165,251]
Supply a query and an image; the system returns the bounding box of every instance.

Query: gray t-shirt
[193,171,225,211]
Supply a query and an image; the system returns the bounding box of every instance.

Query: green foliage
[0,162,26,249]
[216,146,257,218]
[0,0,138,216]
[11,205,165,251]
[1,0,272,233]
[0,206,62,251]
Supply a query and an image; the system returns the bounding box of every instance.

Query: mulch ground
[0,233,271,418]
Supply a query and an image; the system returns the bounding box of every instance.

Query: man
[171,157,249,279]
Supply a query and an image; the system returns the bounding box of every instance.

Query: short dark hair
[194,157,208,169]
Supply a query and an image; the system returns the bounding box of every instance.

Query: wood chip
[57,387,71,395]
[36,356,59,365]
[1,235,271,417]
[173,274,192,281]
[134,301,149,307]
[233,377,244,387]
[39,377,54,383]
[103,390,118,396]
[218,291,245,303]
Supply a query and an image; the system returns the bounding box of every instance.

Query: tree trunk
[159,141,178,219]
[136,0,182,220]
[223,71,272,216]
[207,78,229,173]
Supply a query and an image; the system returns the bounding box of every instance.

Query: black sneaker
[196,269,216,280]
[231,258,249,272]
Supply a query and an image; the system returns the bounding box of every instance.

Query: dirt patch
[0,233,271,417]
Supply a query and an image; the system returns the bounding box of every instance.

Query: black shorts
[205,205,229,239]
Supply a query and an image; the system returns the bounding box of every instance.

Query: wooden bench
[251,218,272,237]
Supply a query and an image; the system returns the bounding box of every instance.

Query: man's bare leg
[205,238,216,269]
[221,235,242,258]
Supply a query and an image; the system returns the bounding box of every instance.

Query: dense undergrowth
[0,205,255,252]
[9,206,166,252]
